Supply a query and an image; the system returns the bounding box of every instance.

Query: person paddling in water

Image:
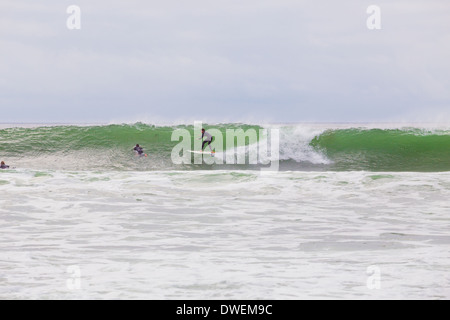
[200,128,215,153]
[0,161,10,169]
[133,144,147,157]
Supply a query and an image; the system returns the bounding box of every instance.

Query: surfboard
[188,150,215,156]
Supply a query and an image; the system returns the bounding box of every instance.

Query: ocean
[0,123,449,299]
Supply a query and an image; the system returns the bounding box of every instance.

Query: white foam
[0,169,449,299]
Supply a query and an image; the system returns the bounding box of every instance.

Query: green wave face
[311,128,450,172]
[1,124,449,172]
[0,123,262,153]
[0,123,264,171]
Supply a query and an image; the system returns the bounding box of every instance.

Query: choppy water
[0,169,449,299]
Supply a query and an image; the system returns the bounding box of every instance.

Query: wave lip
[278,125,331,164]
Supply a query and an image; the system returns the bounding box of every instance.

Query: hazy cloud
[0,0,449,123]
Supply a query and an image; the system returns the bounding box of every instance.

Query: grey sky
[1,0,449,123]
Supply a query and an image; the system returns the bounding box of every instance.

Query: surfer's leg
[209,137,215,151]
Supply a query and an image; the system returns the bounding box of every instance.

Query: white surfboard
[188,150,215,156]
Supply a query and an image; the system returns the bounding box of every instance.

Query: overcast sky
[0,0,449,123]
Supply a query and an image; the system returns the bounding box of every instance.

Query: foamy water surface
[0,169,449,299]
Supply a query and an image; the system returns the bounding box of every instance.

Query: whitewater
[0,123,449,299]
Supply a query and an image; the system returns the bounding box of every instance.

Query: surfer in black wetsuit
[200,129,215,152]
[133,144,144,155]
[0,161,10,169]
[133,144,147,157]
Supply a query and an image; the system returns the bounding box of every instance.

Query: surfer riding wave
[200,129,215,153]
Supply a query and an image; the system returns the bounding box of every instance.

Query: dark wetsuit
[0,165,9,169]
[134,146,144,155]
[201,132,214,150]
